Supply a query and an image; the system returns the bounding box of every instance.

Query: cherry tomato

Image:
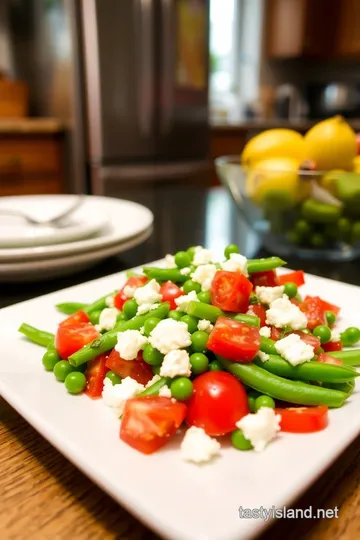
[293,331,321,351]
[55,323,100,360]
[84,353,109,398]
[207,316,260,363]
[105,349,153,385]
[246,303,267,327]
[59,310,90,327]
[186,371,249,436]
[317,352,343,366]
[120,396,187,454]
[275,406,328,433]
[323,340,343,353]
[114,276,148,310]
[318,298,341,317]
[159,281,183,310]
[270,326,283,341]
[211,270,253,313]
[299,296,327,330]
[278,270,305,287]
[250,269,279,288]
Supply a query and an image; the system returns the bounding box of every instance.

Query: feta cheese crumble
[259,326,271,338]
[257,351,270,362]
[160,349,191,378]
[256,285,285,305]
[165,254,176,268]
[158,385,172,398]
[193,246,213,266]
[330,329,341,342]
[180,267,191,276]
[266,294,307,330]
[236,407,281,452]
[95,307,119,332]
[134,279,162,307]
[221,253,248,276]
[181,426,221,463]
[191,264,217,292]
[197,319,214,333]
[275,333,314,366]
[145,374,161,388]
[149,318,191,354]
[102,377,144,416]
[174,290,199,311]
[123,285,135,298]
[115,329,148,360]
[105,294,115,307]
[136,302,160,316]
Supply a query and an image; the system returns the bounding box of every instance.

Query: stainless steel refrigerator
[5,0,210,196]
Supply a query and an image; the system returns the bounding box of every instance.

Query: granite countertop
[0,118,63,133]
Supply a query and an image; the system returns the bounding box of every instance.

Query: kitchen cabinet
[336,0,360,56]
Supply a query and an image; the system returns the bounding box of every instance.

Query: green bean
[323,379,355,396]
[139,377,171,396]
[69,302,170,366]
[18,323,55,348]
[142,267,189,283]
[55,302,89,315]
[219,357,347,408]
[327,349,360,366]
[184,301,224,323]
[247,257,286,274]
[260,336,278,355]
[234,314,260,328]
[253,354,358,383]
[84,294,113,314]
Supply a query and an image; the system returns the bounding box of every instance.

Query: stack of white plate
[0,195,153,282]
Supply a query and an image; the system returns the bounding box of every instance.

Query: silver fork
[0,196,85,226]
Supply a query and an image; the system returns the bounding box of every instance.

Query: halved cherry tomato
[323,340,343,353]
[318,298,341,317]
[120,396,187,454]
[207,316,260,362]
[105,349,153,385]
[317,352,343,366]
[250,269,278,288]
[55,322,100,359]
[278,270,305,287]
[59,310,90,327]
[211,270,253,313]
[246,303,267,327]
[114,276,148,310]
[85,353,109,398]
[160,281,183,310]
[270,326,283,341]
[299,296,326,330]
[275,406,328,433]
[186,371,249,436]
[294,331,321,352]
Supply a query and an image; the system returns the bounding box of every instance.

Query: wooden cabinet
[336,0,360,56]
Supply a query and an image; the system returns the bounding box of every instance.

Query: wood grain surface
[1,395,360,540]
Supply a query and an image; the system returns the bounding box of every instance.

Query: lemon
[353,156,360,173]
[241,129,306,167]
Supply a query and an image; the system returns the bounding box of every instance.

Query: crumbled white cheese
[145,374,161,388]
[136,302,160,316]
[123,285,136,299]
[193,246,213,266]
[259,326,271,338]
[174,290,199,311]
[115,329,148,360]
[180,267,191,276]
[165,254,176,268]
[256,285,285,305]
[266,294,307,330]
[105,294,115,307]
[330,329,341,342]
[95,307,119,332]
[221,253,248,277]
[160,349,192,378]
[133,279,162,308]
[102,377,144,416]
[149,318,191,354]
[236,407,281,452]
[158,384,172,398]
[197,319,214,333]
[257,351,270,362]
[181,426,221,463]
[191,264,217,292]
[275,333,314,366]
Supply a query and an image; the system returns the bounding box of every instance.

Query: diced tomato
[211,270,253,313]
[105,349,153,385]
[323,340,343,353]
[278,270,305,287]
[120,396,187,454]
[250,270,279,288]
[270,326,283,341]
[55,322,100,359]
[85,354,109,398]
[299,296,326,330]
[160,281,182,310]
[275,406,328,433]
[317,352,343,366]
[59,310,90,327]
[318,298,341,317]
[246,303,267,327]
[114,276,148,310]
[294,331,321,352]
[186,371,249,436]
[290,297,301,306]
[207,316,260,362]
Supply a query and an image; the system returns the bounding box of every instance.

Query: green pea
[168,310,184,321]
[313,325,332,344]
[231,429,253,451]
[208,359,222,371]
[54,360,75,382]
[183,279,201,294]
[170,377,193,400]
[254,395,275,411]
[106,371,122,385]
[342,327,360,346]
[143,343,164,365]
[143,316,161,336]
[89,309,101,325]
[65,371,87,394]
[310,232,326,248]
[42,349,61,372]
[248,395,256,413]
[197,291,211,304]
[122,298,138,319]
[189,352,209,375]
[152,365,161,375]
[191,330,209,353]
[175,251,191,268]
[117,311,127,321]
[294,219,312,236]
[224,243,240,259]
[187,246,198,261]
[325,311,336,326]
[283,282,298,299]
[181,315,198,334]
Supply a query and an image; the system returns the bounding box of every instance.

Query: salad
[18,245,360,463]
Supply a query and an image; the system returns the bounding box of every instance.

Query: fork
[0,196,85,226]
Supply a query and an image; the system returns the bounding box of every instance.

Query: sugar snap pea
[234,314,260,328]
[142,267,189,283]
[18,323,55,348]
[327,349,360,366]
[139,377,171,396]
[185,301,224,323]
[247,257,286,273]
[323,379,355,396]
[260,336,278,355]
[55,302,89,315]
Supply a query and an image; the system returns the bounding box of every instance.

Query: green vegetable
[117,311,127,322]
[84,293,114,315]
[249,293,259,305]
[18,323,55,348]
[143,267,188,283]
[208,359,222,371]
[224,244,240,258]
[54,360,75,382]
[283,282,298,299]
[247,390,260,412]
[64,371,86,394]
[247,257,286,273]
[189,352,209,375]
[42,349,60,371]
[329,349,360,366]
[341,327,360,347]
[337,217,352,242]
[301,199,342,224]
[183,279,201,294]
[323,379,355,395]
[185,301,224,323]
[260,336,278,355]
[233,313,260,328]
[294,219,312,236]
[143,316,161,336]
[89,309,102,325]
[254,395,275,411]
[310,232,326,248]
[55,302,88,315]
[168,310,184,321]
[152,365,161,375]
[142,344,164,365]
[197,291,211,304]
[313,325,332,344]
[231,429,253,451]
[170,377,193,400]
[139,376,171,396]
[181,315,198,334]
[106,371,122,385]
[335,172,360,206]
[191,330,209,353]
[325,311,336,326]
[175,251,191,268]
[186,246,198,261]
[122,299,138,319]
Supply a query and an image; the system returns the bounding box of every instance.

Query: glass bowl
[215,155,360,261]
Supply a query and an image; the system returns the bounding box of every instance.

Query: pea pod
[219,357,347,408]
[301,199,342,224]
[327,349,360,366]
[323,379,355,396]
[139,377,171,396]
[260,336,278,355]
[247,257,286,273]
[233,314,260,328]
[185,301,224,323]
[55,302,89,315]
[143,267,188,283]
[18,323,55,348]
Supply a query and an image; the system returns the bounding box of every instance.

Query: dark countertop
[211,119,360,132]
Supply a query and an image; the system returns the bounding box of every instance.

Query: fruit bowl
[215,155,360,261]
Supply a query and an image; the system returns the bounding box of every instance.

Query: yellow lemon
[241,128,306,167]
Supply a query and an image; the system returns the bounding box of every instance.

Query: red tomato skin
[55,323,100,360]
[317,353,343,366]
[120,396,187,454]
[159,281,183,310]
[323,340,343,353]
[278,270,305,287]
[114,276,148,310]
[250,270,279,288]
[85,354,109,398]
[211,270,253,313]
[207,317,260,363]
[293,331,321,351]
[59,310,90,327]
[105,349,153,385]
[318,298,341,317]
[246,304,267,327]
[270,326,283,341]
[275,406,328,433]
[186,371,249,436]
[299,296,327,330]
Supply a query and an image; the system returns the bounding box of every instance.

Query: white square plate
[1,266,360,540]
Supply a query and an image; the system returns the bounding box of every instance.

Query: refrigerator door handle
[160,0,174,134]
[135,0,154,136]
